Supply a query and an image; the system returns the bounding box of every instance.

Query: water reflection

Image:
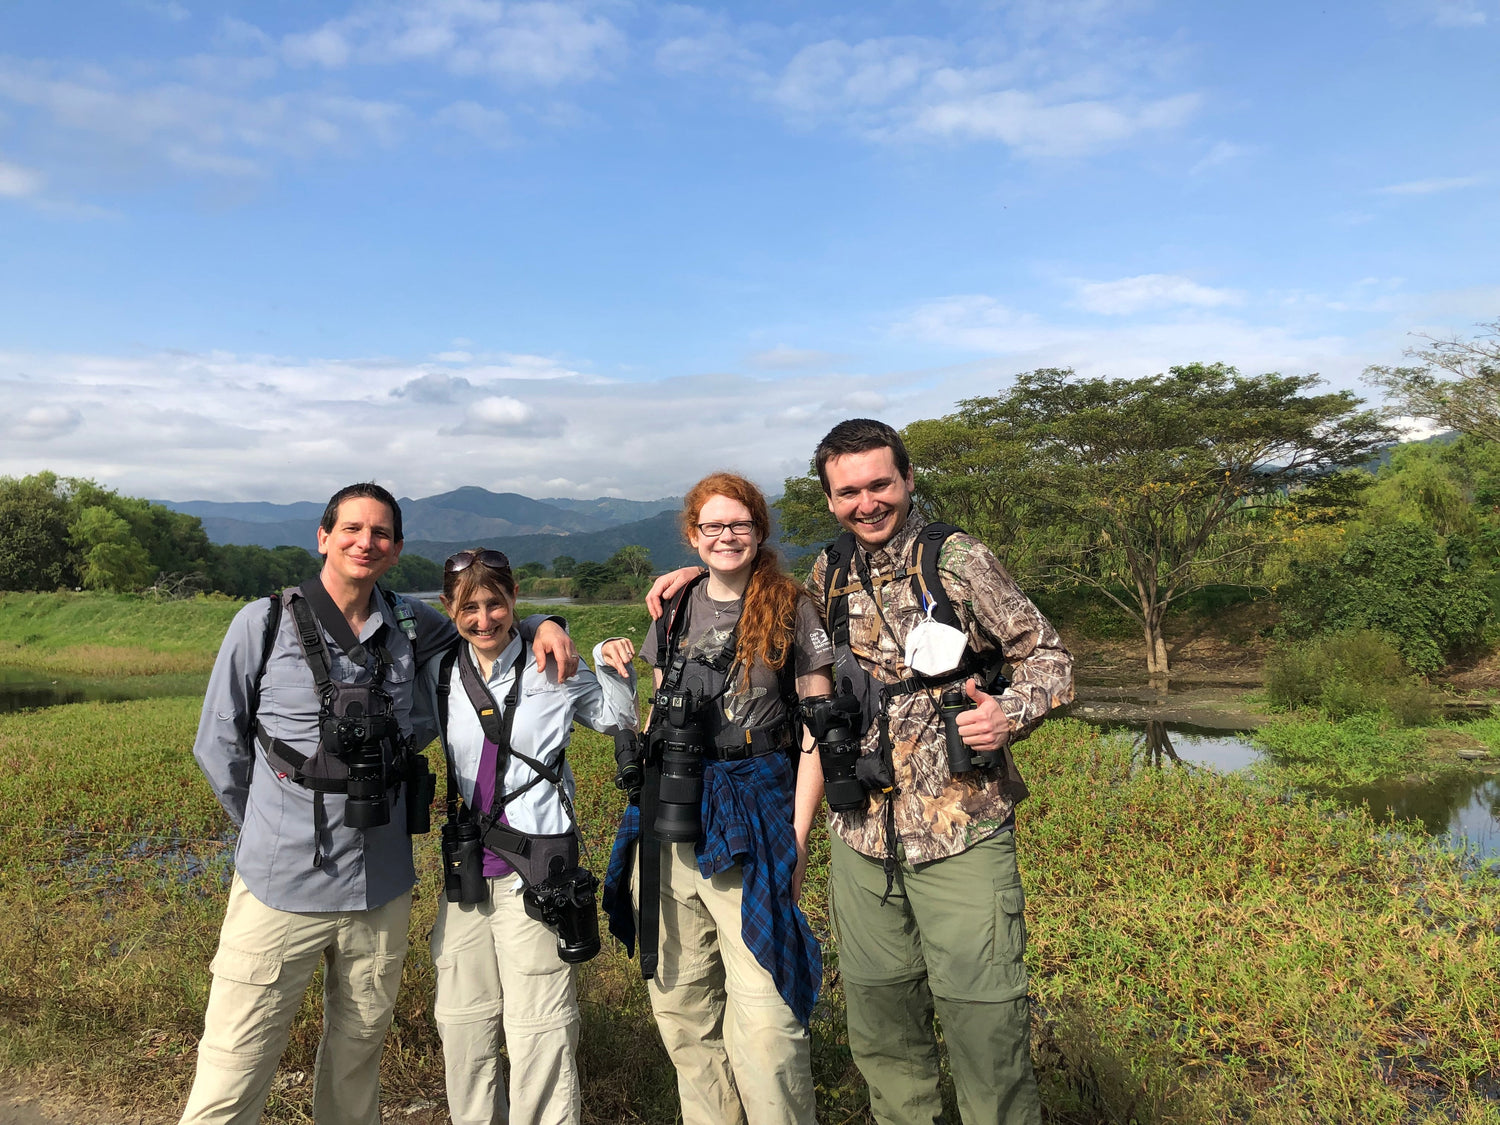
[0,667,203,713]
[1333,773,1500,859]
[1092,717,1500,860]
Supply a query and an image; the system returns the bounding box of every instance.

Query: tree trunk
[1142,612,1170,680]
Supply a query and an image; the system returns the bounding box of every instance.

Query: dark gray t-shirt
[642,584,833,731]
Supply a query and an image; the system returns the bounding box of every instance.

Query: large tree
[1365,318,1500,443]
[954,365,1392,677]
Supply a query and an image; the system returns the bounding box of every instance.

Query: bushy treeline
[778,361,1498,687]
[0,473,441,597]
[513,545,655,602]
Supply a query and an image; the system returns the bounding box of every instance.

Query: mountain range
[159,487,812,570]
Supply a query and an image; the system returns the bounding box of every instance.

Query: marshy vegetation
[0,593,1496,1123]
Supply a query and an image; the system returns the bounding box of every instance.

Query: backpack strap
[912,522,961,628]
[246,593,282,733]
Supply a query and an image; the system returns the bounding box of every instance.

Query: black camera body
[441,820,487,904]
[651,686,707,842]
[523,856,602,963]
[321,689,397,829]
[801,692,867,812]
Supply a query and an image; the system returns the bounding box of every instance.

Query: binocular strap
[636,763,664,980]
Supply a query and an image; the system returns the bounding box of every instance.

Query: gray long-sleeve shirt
[193,587,555,913]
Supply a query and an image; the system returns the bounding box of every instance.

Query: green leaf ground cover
[0,694,1494,1123]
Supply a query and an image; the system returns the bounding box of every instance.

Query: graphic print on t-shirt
[686,624,766,722]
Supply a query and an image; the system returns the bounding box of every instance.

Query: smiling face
[316,496,402,589]
[689,493,761,583]
[823,445,916,552]
[443,582,517,662]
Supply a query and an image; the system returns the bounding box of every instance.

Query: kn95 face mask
[903,601,968,676]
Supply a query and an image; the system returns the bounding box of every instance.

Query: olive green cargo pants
[829,830,1040,1125]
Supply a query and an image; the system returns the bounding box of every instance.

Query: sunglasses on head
[445,548,512,574]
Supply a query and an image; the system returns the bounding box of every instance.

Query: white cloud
[894,295,1067,352]
[907,90,1199,157]
[1190,140,1253,175]
[0,61,408,181]
[433,100,511,147]
[2,404,83,440]
[748,346,840,370]
[1377,174,1485,195]
[742,10,1201,158]
[0,347,935,502]
[1388,0,1490,27]
[0,159,45,197]
[278,1,625,86]
[1076,274,1242,315]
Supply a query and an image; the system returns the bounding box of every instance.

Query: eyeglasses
[445,548,512,574]
[696,521,756,538]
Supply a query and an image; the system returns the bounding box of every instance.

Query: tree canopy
[1365,319,1500,444]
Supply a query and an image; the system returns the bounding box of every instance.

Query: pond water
[0,667,203,713]
[1086,719,1500,861]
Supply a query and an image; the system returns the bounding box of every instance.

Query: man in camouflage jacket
[810,418,1073,1125]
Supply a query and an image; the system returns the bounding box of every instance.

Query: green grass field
[1,593,1497,1123]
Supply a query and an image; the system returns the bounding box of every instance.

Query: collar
[468,631,524,686]
[859,507,927,574]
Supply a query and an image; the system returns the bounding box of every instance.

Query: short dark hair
[814,418,912,495]
[320,483,403,542]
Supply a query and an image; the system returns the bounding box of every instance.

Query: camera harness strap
[253,580,402,868]
[824,523,1019,903]
[635,576,799,978]
[437,639,584,889]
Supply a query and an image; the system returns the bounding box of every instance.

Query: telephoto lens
[343,741,390,828]
[938,685,974,776]
[652,689,706,842]
[801,693,866,812]
[441,820,487,904]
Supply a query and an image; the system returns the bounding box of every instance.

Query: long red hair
[681,472,802,685]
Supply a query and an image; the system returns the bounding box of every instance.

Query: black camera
[325,697,394,829]
[613,729,644,805]
[441,819,487,904]
[652,687,707,842]
[939,682,1001,775]
[800,693,866,812]
[523,855,601,963]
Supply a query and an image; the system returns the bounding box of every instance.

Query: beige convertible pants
[642,841,814,1125]
[179,873,412,1125]
[430,873,582,1125]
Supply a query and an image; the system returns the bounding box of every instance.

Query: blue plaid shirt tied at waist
[603,752,823,1026]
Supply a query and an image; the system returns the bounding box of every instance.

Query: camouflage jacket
[806,511,1074,864]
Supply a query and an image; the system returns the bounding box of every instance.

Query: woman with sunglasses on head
[598,472,832,1125]
[421,548,638,1125]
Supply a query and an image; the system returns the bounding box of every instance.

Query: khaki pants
[641,841,814,1125]
[829,831,1040,1125]
[179,873,412,1125]
[430,874,582,1125]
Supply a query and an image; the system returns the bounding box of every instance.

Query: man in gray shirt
[179,483,575,1125]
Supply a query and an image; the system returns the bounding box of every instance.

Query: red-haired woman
[600,472,831,1125]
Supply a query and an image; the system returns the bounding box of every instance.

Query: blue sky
[2,0,1497,503]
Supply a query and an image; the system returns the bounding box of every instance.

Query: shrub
[1264,630,1435,724]
[1277,520,1490,672]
